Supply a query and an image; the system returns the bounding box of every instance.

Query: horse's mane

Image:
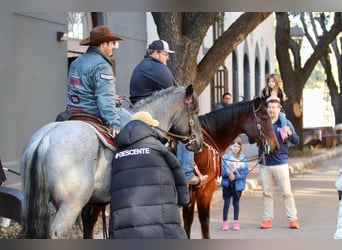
[199,98,257,134]
[132,86,184,110]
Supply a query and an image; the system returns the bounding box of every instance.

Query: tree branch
[196,12,271,93]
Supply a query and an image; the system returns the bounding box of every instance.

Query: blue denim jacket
[221,151,249,191]
[67,46,120,130]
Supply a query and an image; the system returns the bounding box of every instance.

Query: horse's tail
[20,136,51,238]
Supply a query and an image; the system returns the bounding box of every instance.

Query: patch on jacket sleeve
[100,73,114,80]
[69,73,82,86]
[70,95,80,104]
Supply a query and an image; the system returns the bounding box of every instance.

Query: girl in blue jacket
[221,137,249,231]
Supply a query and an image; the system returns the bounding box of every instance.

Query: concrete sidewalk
[239,142,342,191]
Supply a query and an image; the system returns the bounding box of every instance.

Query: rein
[201,128,221,156]
[221,152,266,175]
[204,101,269,176]
[252,103,270,155]
[200,128,221,178]
[2,167,21,176]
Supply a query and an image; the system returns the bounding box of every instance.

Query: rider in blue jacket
[67,25,122,135]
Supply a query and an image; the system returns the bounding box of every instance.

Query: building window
[213,12,224,40]
[243,54,250,101]
[66,12,94,60]
[67,12,91,40]
[211,65,228,108]
[211,12,229,109]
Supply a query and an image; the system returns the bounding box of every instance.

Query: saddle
[68,113,116,151]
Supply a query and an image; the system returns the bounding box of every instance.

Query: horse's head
[169,84,203,152]
[132,85,203,152]
[245,97,279,154]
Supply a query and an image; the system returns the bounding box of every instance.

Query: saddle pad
[81,122,116,151]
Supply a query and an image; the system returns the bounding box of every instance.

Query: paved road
[4,139,342,240]
[185,155,341,239]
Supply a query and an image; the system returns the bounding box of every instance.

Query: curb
[212,147,342,206]
[288,148,342,175]
[244,147,342,192]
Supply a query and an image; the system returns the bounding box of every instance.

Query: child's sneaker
[221,221,229,231]
[233,220,240,230]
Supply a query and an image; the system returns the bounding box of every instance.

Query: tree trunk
[151,12,272,94]
[276,12,342,149]
[151,12,342,150]
[304,12,342,126]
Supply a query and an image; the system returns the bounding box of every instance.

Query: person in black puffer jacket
[108,111,189,239]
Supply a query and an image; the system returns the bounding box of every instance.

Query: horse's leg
[182,188,196,238]
[81,203,103,239]
[49,177,94,238]
[50,202,86,238]
[196,180,216,239]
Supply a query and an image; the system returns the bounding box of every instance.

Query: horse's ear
[255,96,262,108]
[185,84,194,98]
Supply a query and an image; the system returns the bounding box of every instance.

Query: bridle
[155,95,197,146]
[123,94,198,145]
[252,102,270,156]
[218,102,270,175]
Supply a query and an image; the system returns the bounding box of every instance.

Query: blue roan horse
[20,85,203,239]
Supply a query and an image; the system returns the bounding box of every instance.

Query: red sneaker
[260,219,272,229]
[289,219,300,229]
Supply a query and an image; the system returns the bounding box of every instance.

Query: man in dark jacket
[213,92,233,111]
[129,40,207,186]
[129,40,175,105]
[109,111,189,239]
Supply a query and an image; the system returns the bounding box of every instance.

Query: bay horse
[182,97,279,239]
[20,85,203,239]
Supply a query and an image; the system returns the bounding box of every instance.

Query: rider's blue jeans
[177,142,194,181]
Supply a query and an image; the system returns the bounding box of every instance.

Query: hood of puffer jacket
[115,120,167,147]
